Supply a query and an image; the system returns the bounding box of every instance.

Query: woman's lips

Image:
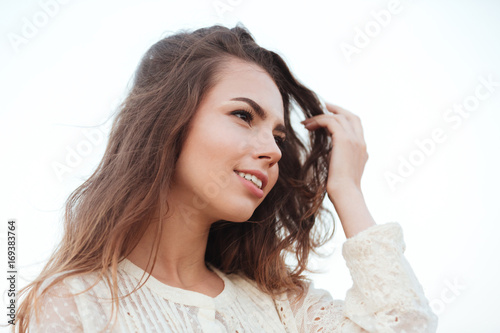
[234,171,264,198]
[233,169,268,190]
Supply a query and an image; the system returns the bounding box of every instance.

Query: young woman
[15,24,438,332]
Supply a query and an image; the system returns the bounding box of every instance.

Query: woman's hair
[15,23,334,331]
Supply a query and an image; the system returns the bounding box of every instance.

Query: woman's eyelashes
[231,109,286,150]
[232,109,255,123]
[274,135,286,150]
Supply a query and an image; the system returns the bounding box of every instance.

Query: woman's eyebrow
[230,97,286,134]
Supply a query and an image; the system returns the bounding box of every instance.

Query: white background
[1,0,499,332]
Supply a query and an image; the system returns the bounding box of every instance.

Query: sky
[1,0,499,331]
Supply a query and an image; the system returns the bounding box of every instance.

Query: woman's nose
[251,129,282,164]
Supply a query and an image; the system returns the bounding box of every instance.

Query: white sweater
[29,223,438,332]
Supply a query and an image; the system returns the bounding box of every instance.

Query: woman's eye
[275,136,286,150]
[232,110,254,123]
[232,109,286,150]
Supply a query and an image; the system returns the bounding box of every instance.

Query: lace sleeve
[28,279,84,333]
[282,223,438,333]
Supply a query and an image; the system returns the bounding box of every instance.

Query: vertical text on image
[6,219,17,325]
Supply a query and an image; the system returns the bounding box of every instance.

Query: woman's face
[171,59,285,224]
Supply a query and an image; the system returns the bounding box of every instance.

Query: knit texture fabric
[28,223,438,332]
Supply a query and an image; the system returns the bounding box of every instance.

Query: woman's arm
[283,222,438,332]
[301,101,374,237]
[295,101,437,331]
[327,184,376,239]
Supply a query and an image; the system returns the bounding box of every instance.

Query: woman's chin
[218,207,256,223]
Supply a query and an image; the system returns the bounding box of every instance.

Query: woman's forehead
[207,60,285,120]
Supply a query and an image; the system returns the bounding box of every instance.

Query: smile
[233,170,266,199]
[235,171,262,189]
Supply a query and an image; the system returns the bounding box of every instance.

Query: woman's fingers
[302,113,365,150]
[324,102,365,141]
[301,100,366,147]
[323,101,355,118]
[302,109,363,143]
[301,114,342,134]
[301,101,369,192]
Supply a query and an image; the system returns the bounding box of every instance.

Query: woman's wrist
[327,184,376,238]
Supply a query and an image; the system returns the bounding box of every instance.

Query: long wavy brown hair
[15,23,334,332]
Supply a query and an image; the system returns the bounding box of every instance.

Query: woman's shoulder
[27,271,97,331]
[30,269,119,331]
[36,268,112,308]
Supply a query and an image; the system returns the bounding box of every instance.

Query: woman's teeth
[237,172,262,189]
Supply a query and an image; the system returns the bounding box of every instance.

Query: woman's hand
[301,101,368,195]
[301,101,375,238]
